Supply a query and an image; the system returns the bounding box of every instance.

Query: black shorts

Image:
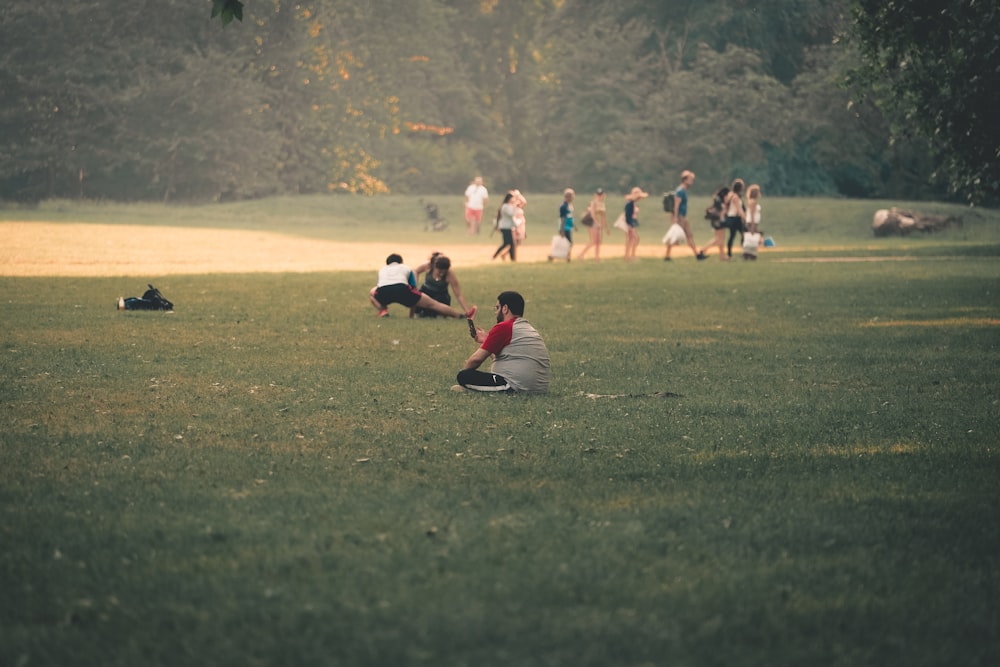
[414,286,450,317]
[375,284,422,308]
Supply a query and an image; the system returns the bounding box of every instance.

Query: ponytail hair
[496,191,515,226]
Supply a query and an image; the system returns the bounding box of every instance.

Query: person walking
[745,184,762,234]
[512,190,527,248]
[623,186,648,261]
[724,178,747,260]
[698,181,744,261]
[455,291,550,394]
[464,176,489,235]
[492,192,518,262]
[496,190,527,261]
[698,185,729,260]
[667,170,707,260]
[577,188,609,260]
[558,188,575,246]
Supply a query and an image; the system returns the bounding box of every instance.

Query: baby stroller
[419,199,448,232]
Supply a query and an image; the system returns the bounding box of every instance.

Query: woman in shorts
[698,183,740,261]
[577,188,608,260]
[623,186,648,261]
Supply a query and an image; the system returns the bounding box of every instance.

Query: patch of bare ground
[0,222,599,276]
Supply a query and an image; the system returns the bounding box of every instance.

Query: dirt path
[5,221,954,277]
[2,222,615,276]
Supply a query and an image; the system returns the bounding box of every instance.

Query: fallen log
[873,207,960,236]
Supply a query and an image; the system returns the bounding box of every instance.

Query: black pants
[493,229,515,260]
[457,369,513,393]
[725,216,743,257]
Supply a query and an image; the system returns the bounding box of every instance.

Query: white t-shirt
[465,184,489,211]
[377,262,415,287]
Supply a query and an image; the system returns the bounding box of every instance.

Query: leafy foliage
[0,0,979,201]
[211,0,244,26]
[851,0,1000,203]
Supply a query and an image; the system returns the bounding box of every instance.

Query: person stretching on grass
[370,254,476,319]
[410,252,474,318]
[455,291,550,393]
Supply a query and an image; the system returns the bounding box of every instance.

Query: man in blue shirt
[672,170,707,260]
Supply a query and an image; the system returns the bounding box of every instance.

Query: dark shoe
[696,252,707,260]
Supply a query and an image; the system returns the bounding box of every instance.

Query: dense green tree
[3,0,979,202]
[527,14,655,193]
[787,44,942,199]
[0,0,272,201]
[851,0,1000,203]
[354,0,484,192]
[442,0,558,190]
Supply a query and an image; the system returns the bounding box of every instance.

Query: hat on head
[627,186,649,201]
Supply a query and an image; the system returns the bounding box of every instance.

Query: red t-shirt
[481,317,515,356]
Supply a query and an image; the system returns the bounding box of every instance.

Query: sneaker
[663,256,671,261]
[696,252,707,260]
[117,297,125,310]
[377,309,389,318]
[465,305,477,319]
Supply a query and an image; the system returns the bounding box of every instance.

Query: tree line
[1,0,994,204]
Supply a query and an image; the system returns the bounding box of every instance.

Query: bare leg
[369,288,384,312]
[415,293,467,318]
[578,226,598,259]
[625,229,640,260]
[678,219,700,256]
[698,229,728,259]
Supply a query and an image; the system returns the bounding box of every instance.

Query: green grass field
[2,196,999,666]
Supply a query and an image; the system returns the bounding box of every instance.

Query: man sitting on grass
[370,253,476,319]
[455,291,550,393]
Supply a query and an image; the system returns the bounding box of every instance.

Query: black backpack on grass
[120,284,174,311]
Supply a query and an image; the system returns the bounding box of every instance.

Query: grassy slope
[1,197,998,666]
